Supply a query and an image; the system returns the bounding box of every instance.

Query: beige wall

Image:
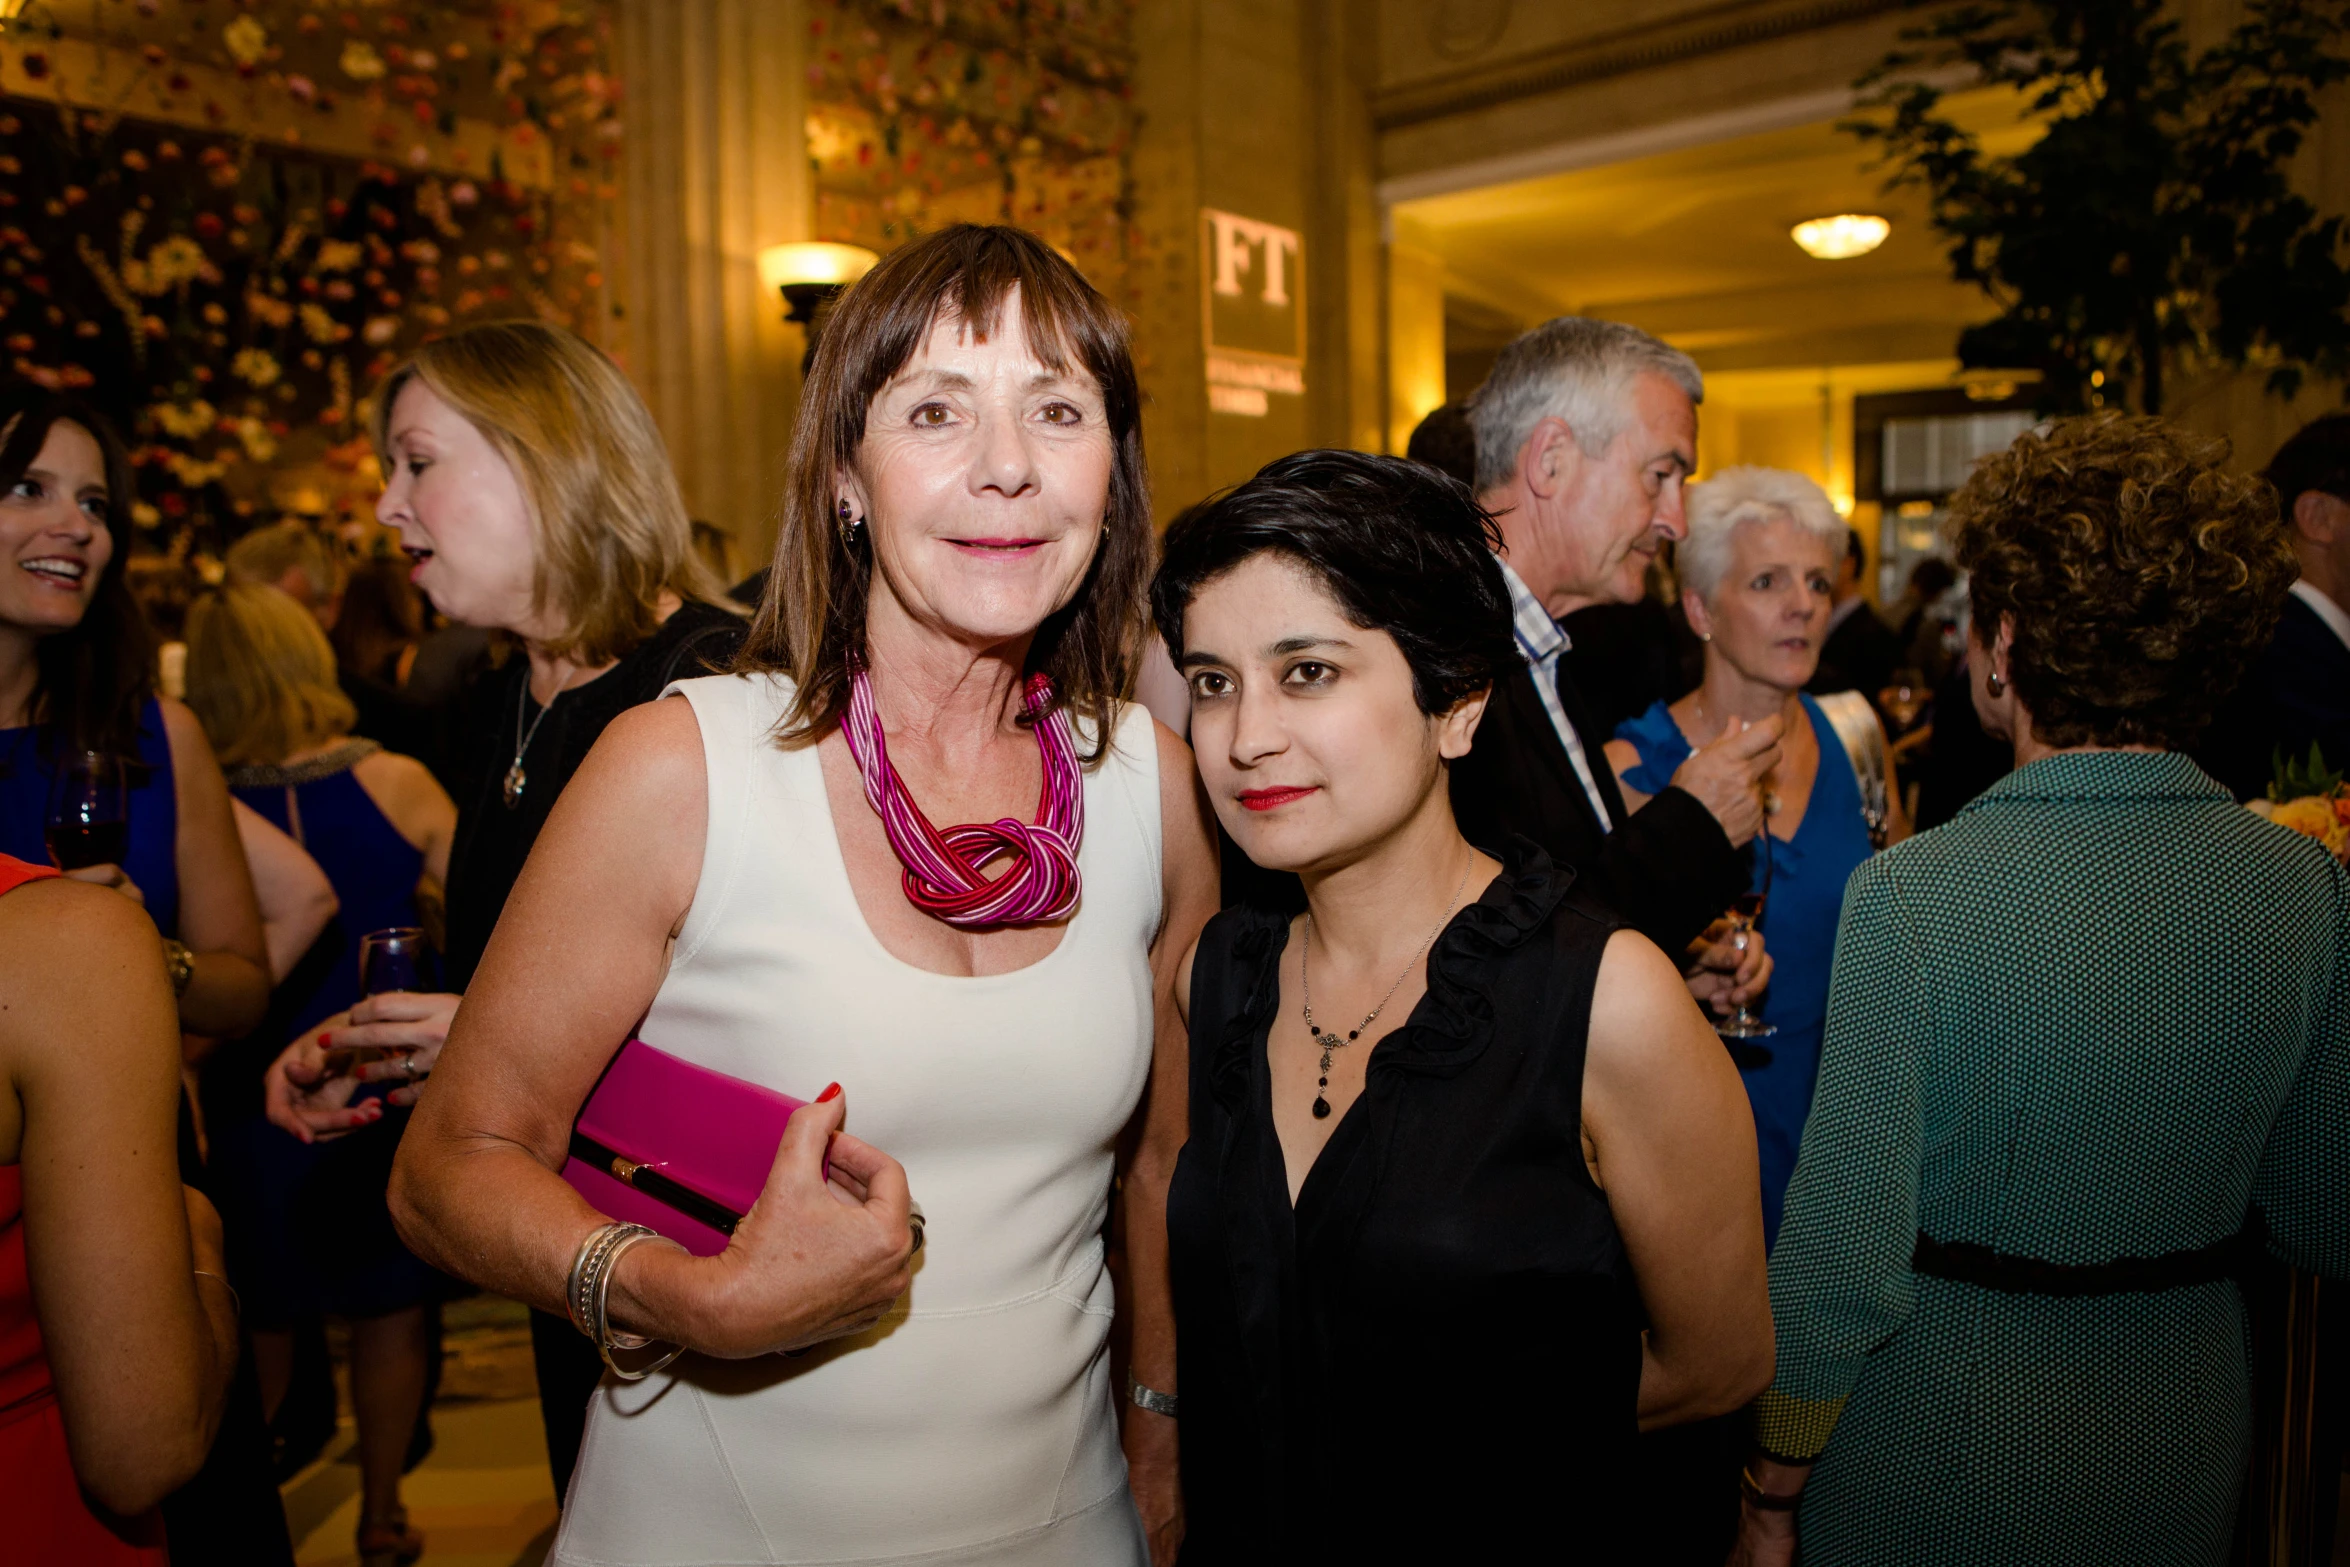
[611,0,811,575]
[599,0,2345,553]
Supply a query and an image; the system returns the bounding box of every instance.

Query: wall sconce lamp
[757,242,879,324]
[1790,214,1890,260]
[758,242,879,375]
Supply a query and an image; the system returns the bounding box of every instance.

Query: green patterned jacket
[1755,751,2350,1566]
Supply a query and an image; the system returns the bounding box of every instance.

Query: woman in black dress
[1141,451,1771,1560]
[257,321,744,1538]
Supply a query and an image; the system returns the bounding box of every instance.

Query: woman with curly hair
[1729,415,2350,1567]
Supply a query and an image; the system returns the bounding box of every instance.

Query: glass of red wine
[45,750,128,871]
[327,927,429,1078]
[1716,831,1777,1041]
[359,926,426,997]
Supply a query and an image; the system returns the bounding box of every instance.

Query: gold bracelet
[1739,1466,1803,1512]
[162,939,195,998]
[192,1268,241,1317]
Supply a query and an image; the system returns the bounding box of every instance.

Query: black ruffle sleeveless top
[1167,842,1645,1562]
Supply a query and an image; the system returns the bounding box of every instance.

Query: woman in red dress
[0,852,242,1563]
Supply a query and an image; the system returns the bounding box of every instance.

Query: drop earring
[1987,670,2006,697]
[837,499,863,548]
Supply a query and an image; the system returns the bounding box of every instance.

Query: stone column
[1131,0,1385,524]
[612,0,809,575]
[1386,241,1448,452]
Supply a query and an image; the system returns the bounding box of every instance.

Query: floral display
[0,0,620,555]
[2248,744,2350,864]
[805,0,1135,299]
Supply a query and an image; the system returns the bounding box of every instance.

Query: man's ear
[1521,417,1580,503]
[2294,489,2347,546]
[1437,684,1493,761]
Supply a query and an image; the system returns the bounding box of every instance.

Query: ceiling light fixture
[1790,214,1890,260]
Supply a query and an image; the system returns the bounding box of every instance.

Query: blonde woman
[184,581,455,1566]
[1603,467,1908,1253]
[261,320,745,1504]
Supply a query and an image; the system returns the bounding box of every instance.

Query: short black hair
[1150,449,1516,716]
[1843,527,1866,570]
[2264,412,2350,521]
[1908,556,1958,600]
[1403,402,1477,489]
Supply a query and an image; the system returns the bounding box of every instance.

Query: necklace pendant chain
[1300,862,1475,1121]
[505,676,560,811]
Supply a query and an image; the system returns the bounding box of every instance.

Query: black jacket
[1808,600,1901,711]
[2198,591,2350,801]
[1450,660,1747,957]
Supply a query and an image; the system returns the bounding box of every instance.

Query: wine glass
[1880,666,1928,737]
[330,927,428,1078]
[1716,832,1777,1042]
[45,750,128,871]
[358,926,426,996]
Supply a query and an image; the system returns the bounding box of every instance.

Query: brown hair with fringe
[1946,413,2296,751]
[735,224,1149,761]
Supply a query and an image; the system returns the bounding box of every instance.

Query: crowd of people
[0,222,2343,1567]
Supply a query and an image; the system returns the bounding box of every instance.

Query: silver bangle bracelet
[192,1269,241,1318]
[580,1223,687,1382]
[1127,1375,1178,1419]
[566,1221,642,1339]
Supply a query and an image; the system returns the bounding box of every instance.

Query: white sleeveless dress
[551,672,1157,1567]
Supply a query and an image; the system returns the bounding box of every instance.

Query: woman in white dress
[389,225,1217,1566]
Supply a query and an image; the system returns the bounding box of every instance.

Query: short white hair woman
[387,226,1218,1566]
[1605,465,1908,1252]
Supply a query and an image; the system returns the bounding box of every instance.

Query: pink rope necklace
[840,662,1084,928]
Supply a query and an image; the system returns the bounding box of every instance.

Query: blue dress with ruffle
[1614,694,1874,1251]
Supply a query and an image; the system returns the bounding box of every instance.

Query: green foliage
[2270,740,2343,803]
[1847,0,2350,414]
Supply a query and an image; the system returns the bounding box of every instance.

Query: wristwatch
[161,938,195,998]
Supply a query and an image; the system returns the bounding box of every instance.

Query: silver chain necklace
[1300,863,1473,1121]
[503,675,561,809]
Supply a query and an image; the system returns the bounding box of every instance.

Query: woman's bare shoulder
[0,879,178,1080]
[547,694,709,834]
[1586,928,1706,1081]
[156,695,214,764]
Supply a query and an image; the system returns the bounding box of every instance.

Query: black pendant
[1311,1096,1331,1120]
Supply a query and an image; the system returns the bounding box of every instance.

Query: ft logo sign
[1201,209,1305,418]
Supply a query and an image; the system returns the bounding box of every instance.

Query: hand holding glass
[324,927,428,1077]
[1717,836,1777,1042]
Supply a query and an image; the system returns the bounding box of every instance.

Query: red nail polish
[318,1031,332,1047]
[816,1082,842,1103]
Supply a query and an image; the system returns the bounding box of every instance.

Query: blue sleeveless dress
[1615,694,1874,1251]
[206,740,442,1326]
[0,699,180,934]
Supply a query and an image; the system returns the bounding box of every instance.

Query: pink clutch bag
[560,1037,812,1258]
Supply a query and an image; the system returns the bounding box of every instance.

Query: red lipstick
[1236,786,1318,812]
